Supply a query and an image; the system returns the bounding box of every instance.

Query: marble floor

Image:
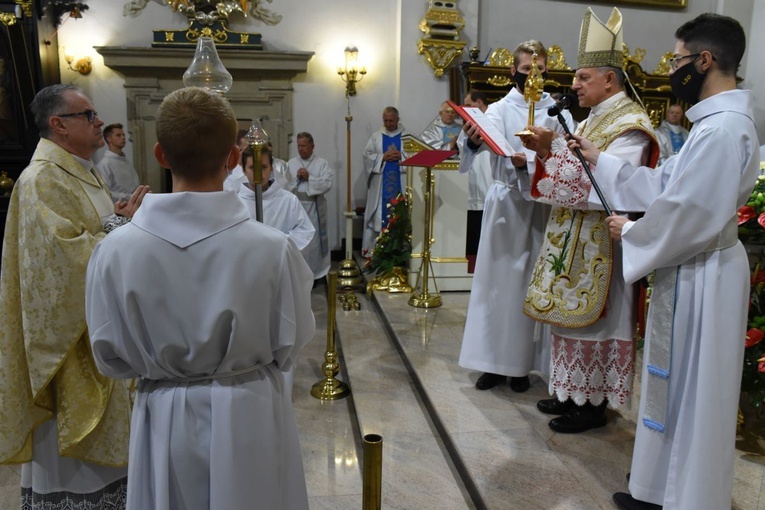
[3,276,765,509]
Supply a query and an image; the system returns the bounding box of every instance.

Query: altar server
[458,41,572,393]
[571,13,759,510]
[85,86,316,510]
[239,145,315,255]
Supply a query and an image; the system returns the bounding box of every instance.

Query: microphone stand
[550,110,613,217]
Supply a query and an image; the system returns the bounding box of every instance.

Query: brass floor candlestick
[362,433,383,510]
[311,271,351,400]
[408,166,442,308]
[338,105,363,288]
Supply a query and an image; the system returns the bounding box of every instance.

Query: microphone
[547,93,577,117]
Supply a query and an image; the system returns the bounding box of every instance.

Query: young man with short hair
[85,87,316,510]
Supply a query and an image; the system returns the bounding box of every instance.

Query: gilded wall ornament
[418,0,466,78]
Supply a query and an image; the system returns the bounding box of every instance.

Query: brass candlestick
[311,271,351,400]
[338,98,363,289]
[245,119,269,222]
[514,52,544,137]
[362,433,383,510]
[408,166,441,308]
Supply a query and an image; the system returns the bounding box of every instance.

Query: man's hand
[510,152,527,168]
[297,168,309,181]
[605,215,629,241]
[114,185,150,218]
[520,126,556,159]
[383,146,401,162]
[567,134,600,165]
[463,121,483,147]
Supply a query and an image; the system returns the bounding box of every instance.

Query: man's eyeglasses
[668,53,716,71]
[57,109,99,123]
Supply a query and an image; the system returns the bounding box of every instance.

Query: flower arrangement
[740,166,765,410]
[738,169,765,244]
[365,192,412,276]
[742,263,765,409]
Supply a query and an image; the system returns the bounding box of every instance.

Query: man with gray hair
[522,7,659,433]
[285,132,333,280]
[0,84,147,508]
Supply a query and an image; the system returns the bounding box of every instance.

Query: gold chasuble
[0,138,130,466]
[524,96,658,328]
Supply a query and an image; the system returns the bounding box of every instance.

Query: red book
[446,99,515,157]
[400,150,458,167]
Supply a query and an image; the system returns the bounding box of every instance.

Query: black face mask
[670,59,707,105]
[513,71,548,94]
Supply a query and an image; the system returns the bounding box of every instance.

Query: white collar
[131,192,250,248]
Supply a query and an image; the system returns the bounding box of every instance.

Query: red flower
[739,205,756,225]
[759,359,765,373]
[746,328,765,348]
[758,212,765,229]
[753,270,765,285]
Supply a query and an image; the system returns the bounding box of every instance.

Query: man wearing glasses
[0,84,148,508]
[572,13,759,510]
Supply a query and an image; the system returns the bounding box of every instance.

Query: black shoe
[612,492,662,510]
[548,406,607,433]
[475,372,505,390]
[509,376,530,393]
[536,398,575,415]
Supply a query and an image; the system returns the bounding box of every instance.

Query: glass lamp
[182,37,233,94]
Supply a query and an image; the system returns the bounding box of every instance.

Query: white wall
[55,0,765,252]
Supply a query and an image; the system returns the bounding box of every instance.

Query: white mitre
[578,7,624,69]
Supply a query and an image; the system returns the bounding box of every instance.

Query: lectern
[400,149,458,308]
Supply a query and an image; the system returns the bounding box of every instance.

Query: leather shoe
[509,376,530,393]
[475,372,505,390]
[612,492,662,510]
[548,406,607,433]
[536,398,575,415]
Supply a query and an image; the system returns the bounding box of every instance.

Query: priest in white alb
[362,106,408,255]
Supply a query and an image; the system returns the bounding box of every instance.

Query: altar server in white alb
[569,14,759,510]
[96,122,141,203]
[222,129,249,191]
[459,89,492,271]
[284,132,333,279]
[458,40,572,393]
[239,145,315,255]
[362,106,408,255]
[85,87,316,510]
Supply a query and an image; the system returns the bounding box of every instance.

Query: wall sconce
[64,51,92,75]
[337,47,366,97]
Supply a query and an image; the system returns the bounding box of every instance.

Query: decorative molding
[547,45,571,71]
[14,0,32,18]
[0,12,18,26]
[96,46,313,192]
[418,0,466,78]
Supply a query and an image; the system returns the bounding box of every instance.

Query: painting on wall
[583,0,686,9]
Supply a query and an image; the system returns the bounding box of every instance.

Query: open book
[446,100,515,157]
